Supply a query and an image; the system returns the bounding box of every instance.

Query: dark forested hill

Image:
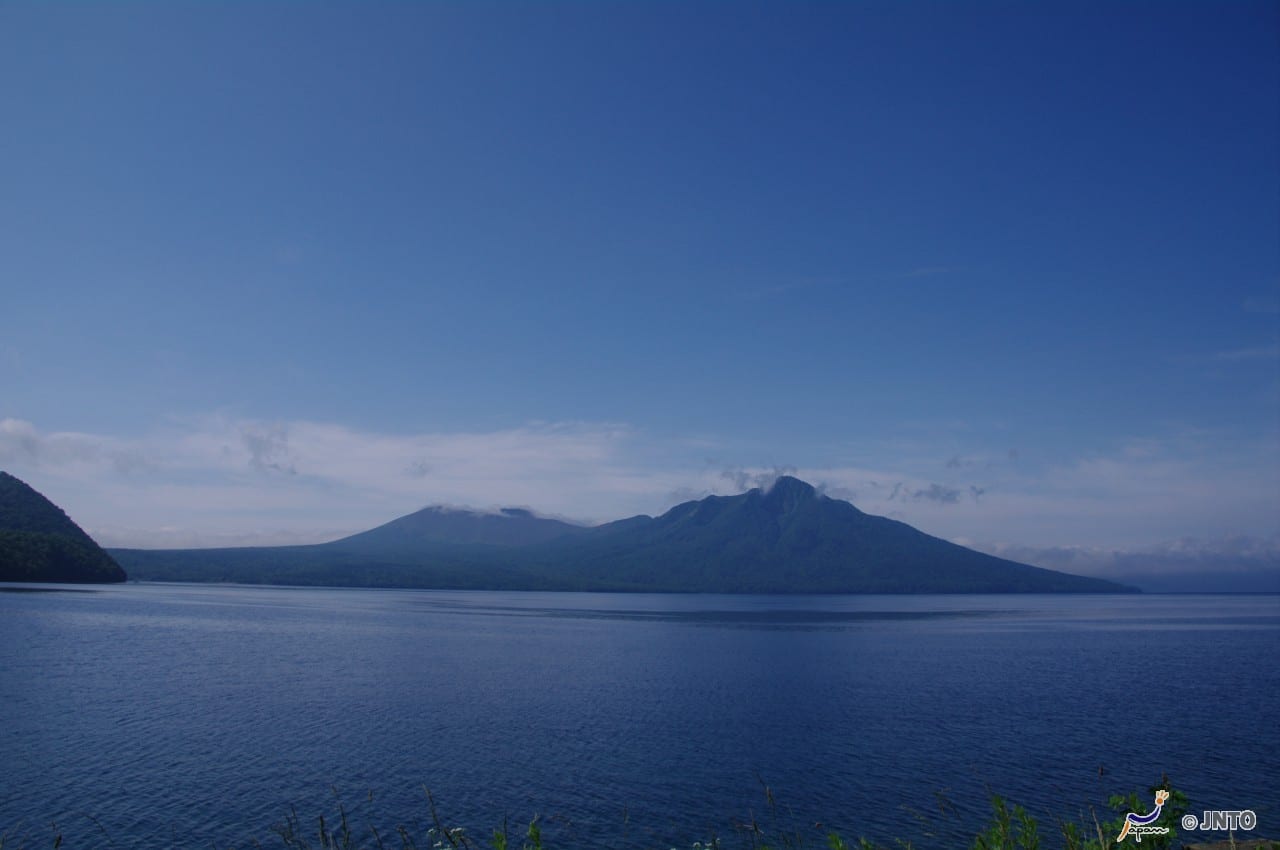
[113,477,1132,593]
[0,472,127,583]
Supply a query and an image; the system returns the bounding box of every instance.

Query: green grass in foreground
[3,778,1273,850]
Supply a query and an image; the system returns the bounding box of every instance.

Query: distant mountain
[525,476,1130,592]
[113,477,1133,593]
[0,471,127,583]
[329,505,588,553]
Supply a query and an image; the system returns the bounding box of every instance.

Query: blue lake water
[1,584,1277,848]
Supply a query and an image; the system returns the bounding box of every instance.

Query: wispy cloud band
[2,416,1276,564]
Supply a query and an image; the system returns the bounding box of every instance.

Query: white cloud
[0,416,682,546]
[1243,294,1280,315]
[1,417,1277,556]
[1210,344,1280,363]
[898,266,953,279]
[727,433,1280,551]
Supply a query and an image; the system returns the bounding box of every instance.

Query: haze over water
[2,585,1276,848]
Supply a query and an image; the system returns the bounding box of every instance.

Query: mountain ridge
[113,476,1135,593]
[328,503,589,553]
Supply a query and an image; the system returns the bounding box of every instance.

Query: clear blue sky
[2,2,1277,583]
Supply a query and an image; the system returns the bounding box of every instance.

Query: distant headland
[0,471,127,584]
